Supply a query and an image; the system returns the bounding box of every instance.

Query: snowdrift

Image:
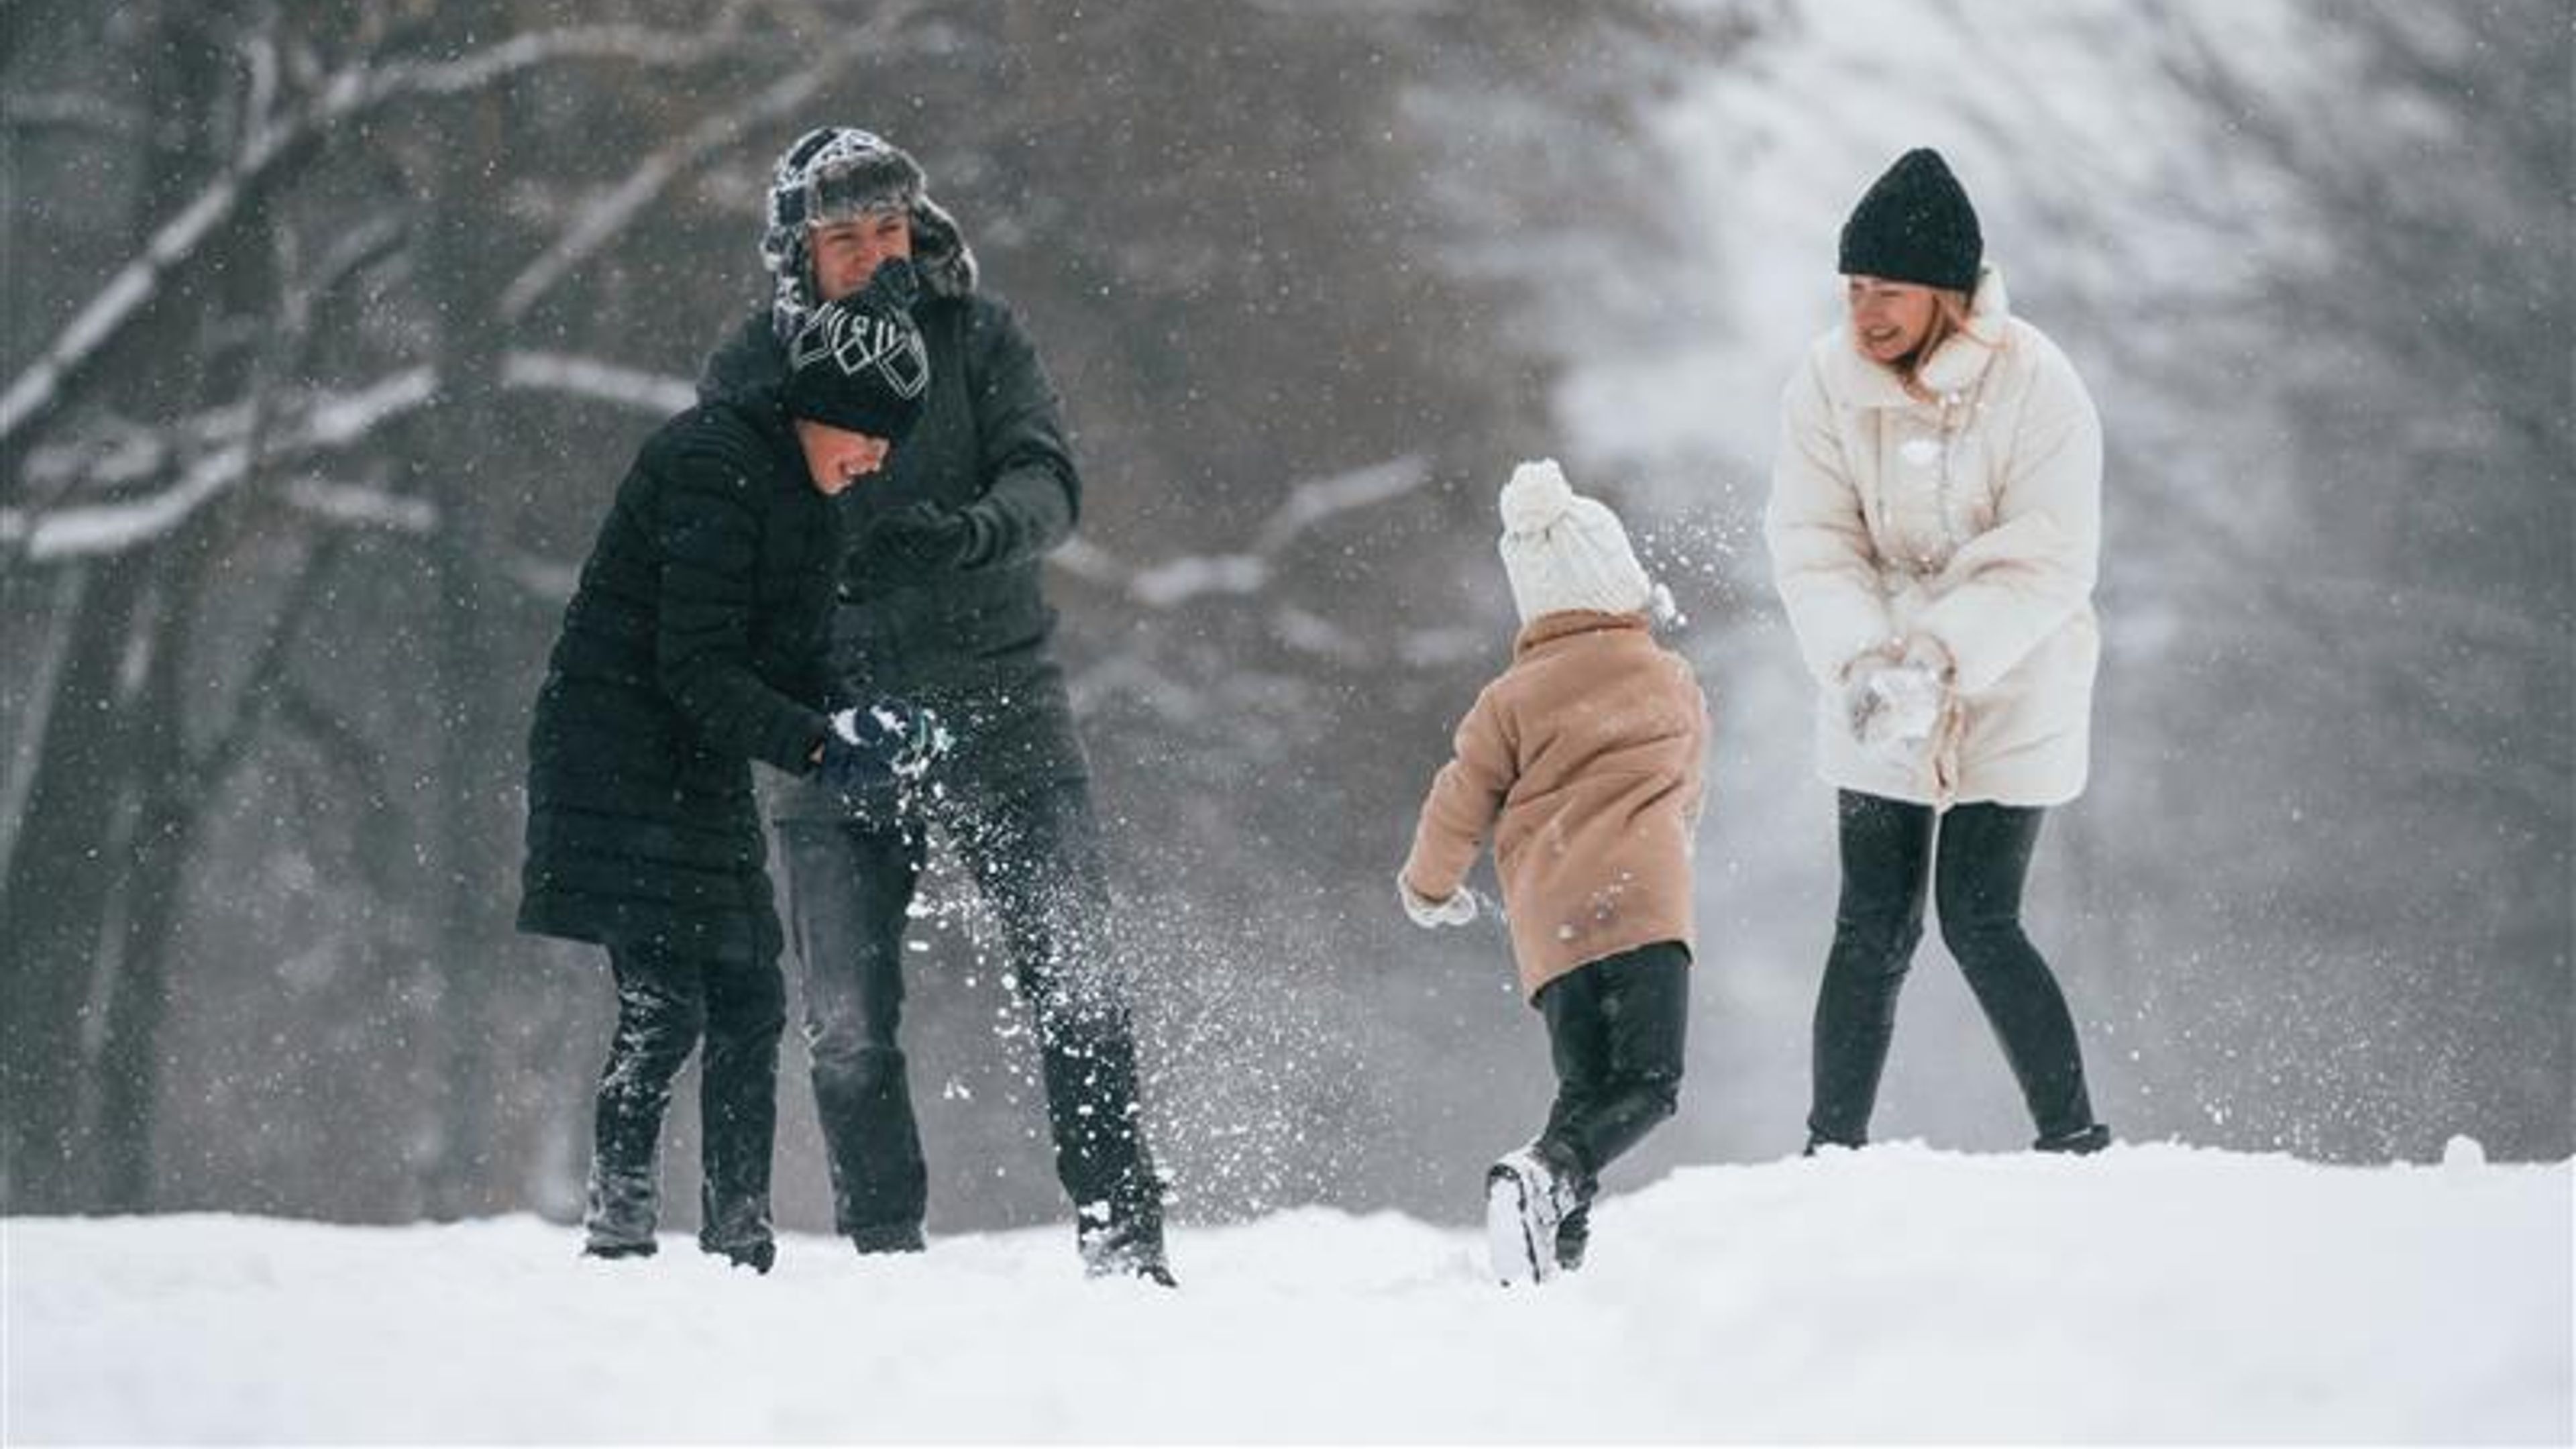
[8,1144,2566,1444]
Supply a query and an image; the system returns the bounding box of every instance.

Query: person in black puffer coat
[520,265,942,1272]
[699,127,1170,1284]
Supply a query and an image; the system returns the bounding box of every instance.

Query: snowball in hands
[825,702,949,786]
[1849,659,1943,765]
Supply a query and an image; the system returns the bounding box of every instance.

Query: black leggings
[1536,941,1689,1183]
[590,938,786,1233]
[1808,791,2095,1145]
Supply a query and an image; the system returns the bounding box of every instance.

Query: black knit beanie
[1837,148,1983,293]
[782,259,929,441]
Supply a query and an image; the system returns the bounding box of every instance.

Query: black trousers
[1808,790,2096,1146]
[586,937,786,1248]
[1534,941,1690,1232]
[778,775,1161,1241]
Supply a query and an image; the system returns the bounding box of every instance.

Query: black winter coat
[517,394,839,962]
[700,290,1091,818]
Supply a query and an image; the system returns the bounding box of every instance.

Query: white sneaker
[1485,1146,1577,1286]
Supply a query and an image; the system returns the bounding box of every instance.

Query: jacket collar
[1825,264,2012,408]
[1513,608,1650,657]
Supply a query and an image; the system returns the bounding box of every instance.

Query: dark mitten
[865,500,996,575]
[818,700,951,794]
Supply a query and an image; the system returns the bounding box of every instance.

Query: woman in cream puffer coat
[1764,148,2111,1157]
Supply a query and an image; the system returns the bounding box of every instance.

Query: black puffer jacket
[518,394,839,961]
[699,285,1091,818]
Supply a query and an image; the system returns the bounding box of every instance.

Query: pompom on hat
[1496,460,1655,625]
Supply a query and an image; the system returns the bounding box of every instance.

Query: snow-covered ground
[7,1143,2566,1444]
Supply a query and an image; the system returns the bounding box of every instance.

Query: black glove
[816,700,951,795]
[863,500,996,576]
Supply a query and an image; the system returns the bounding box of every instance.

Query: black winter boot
[2033,1122,2112,1155]
[582,1162,661,1258]
[698,1181,777,1274]
[849,1223,926,1256]
[1078,1204,1175,1287]
[1554,1205,1591,1273]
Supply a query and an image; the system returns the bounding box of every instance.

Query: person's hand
[1841,650,1902,742]
[863,501,994,576]
[1397,874,1479,928]
[818,700,951,794]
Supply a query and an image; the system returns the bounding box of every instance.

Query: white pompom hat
[1496,459,1654,625]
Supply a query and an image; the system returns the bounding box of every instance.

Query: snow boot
[581,1162,660,1259]
[698,1182,777,1275]
[2033,1122,2112,1155]
[849,1223,926,1256]
[1554,1203,1590,1273]
[1485,1143,1581,1286]
[1079,1216,1177,1288]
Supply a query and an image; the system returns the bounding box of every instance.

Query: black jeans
[1534,941,1690,1243]
[1808,790,2096,1146]
[779,776,1161,1242]
[586,937,786,1250]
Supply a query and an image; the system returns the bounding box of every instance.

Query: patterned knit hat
[782,259,930,440]
[1496,460,1654,625]
[1837,148,1983,292]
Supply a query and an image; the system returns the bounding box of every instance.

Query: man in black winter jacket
[520,266,941,1272]
[699,127,1169,1282]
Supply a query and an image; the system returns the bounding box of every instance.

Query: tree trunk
[0,556,156,1209]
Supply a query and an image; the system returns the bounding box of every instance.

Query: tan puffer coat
[1401,610,1709,1002]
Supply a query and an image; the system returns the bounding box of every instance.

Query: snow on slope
[8,1144,2567,1444]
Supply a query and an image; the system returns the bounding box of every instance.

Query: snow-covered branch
[498,352,697,417]
[498,0,934,320]
[350,25,724,101]
[2,90,144,138]
[0,21,780,451]
[1250,453,1430,554]
[1118,454,1432,608]
[281,478,438,535]
[1,339,711,561]
[1,369,435,561]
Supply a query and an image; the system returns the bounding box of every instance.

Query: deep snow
[8,1143,2567,1444]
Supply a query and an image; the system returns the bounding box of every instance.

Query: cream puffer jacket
[1764,268,2102,809]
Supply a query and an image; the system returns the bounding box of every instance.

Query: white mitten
[1397,875,1479,928]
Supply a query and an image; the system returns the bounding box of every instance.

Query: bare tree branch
[494,0,933,321]
[0,22,784,450]
[279,476,437,535]
[496,352,696,417]
[1122,454,1432,607]
[1,368,436,561]
[2,90,144,138]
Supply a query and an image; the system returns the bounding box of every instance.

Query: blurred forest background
[3,0,2567,1234]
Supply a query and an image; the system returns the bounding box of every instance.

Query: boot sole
[1484,1163,1553,1286]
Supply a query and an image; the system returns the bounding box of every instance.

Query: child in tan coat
[1399,460,1709,1285]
